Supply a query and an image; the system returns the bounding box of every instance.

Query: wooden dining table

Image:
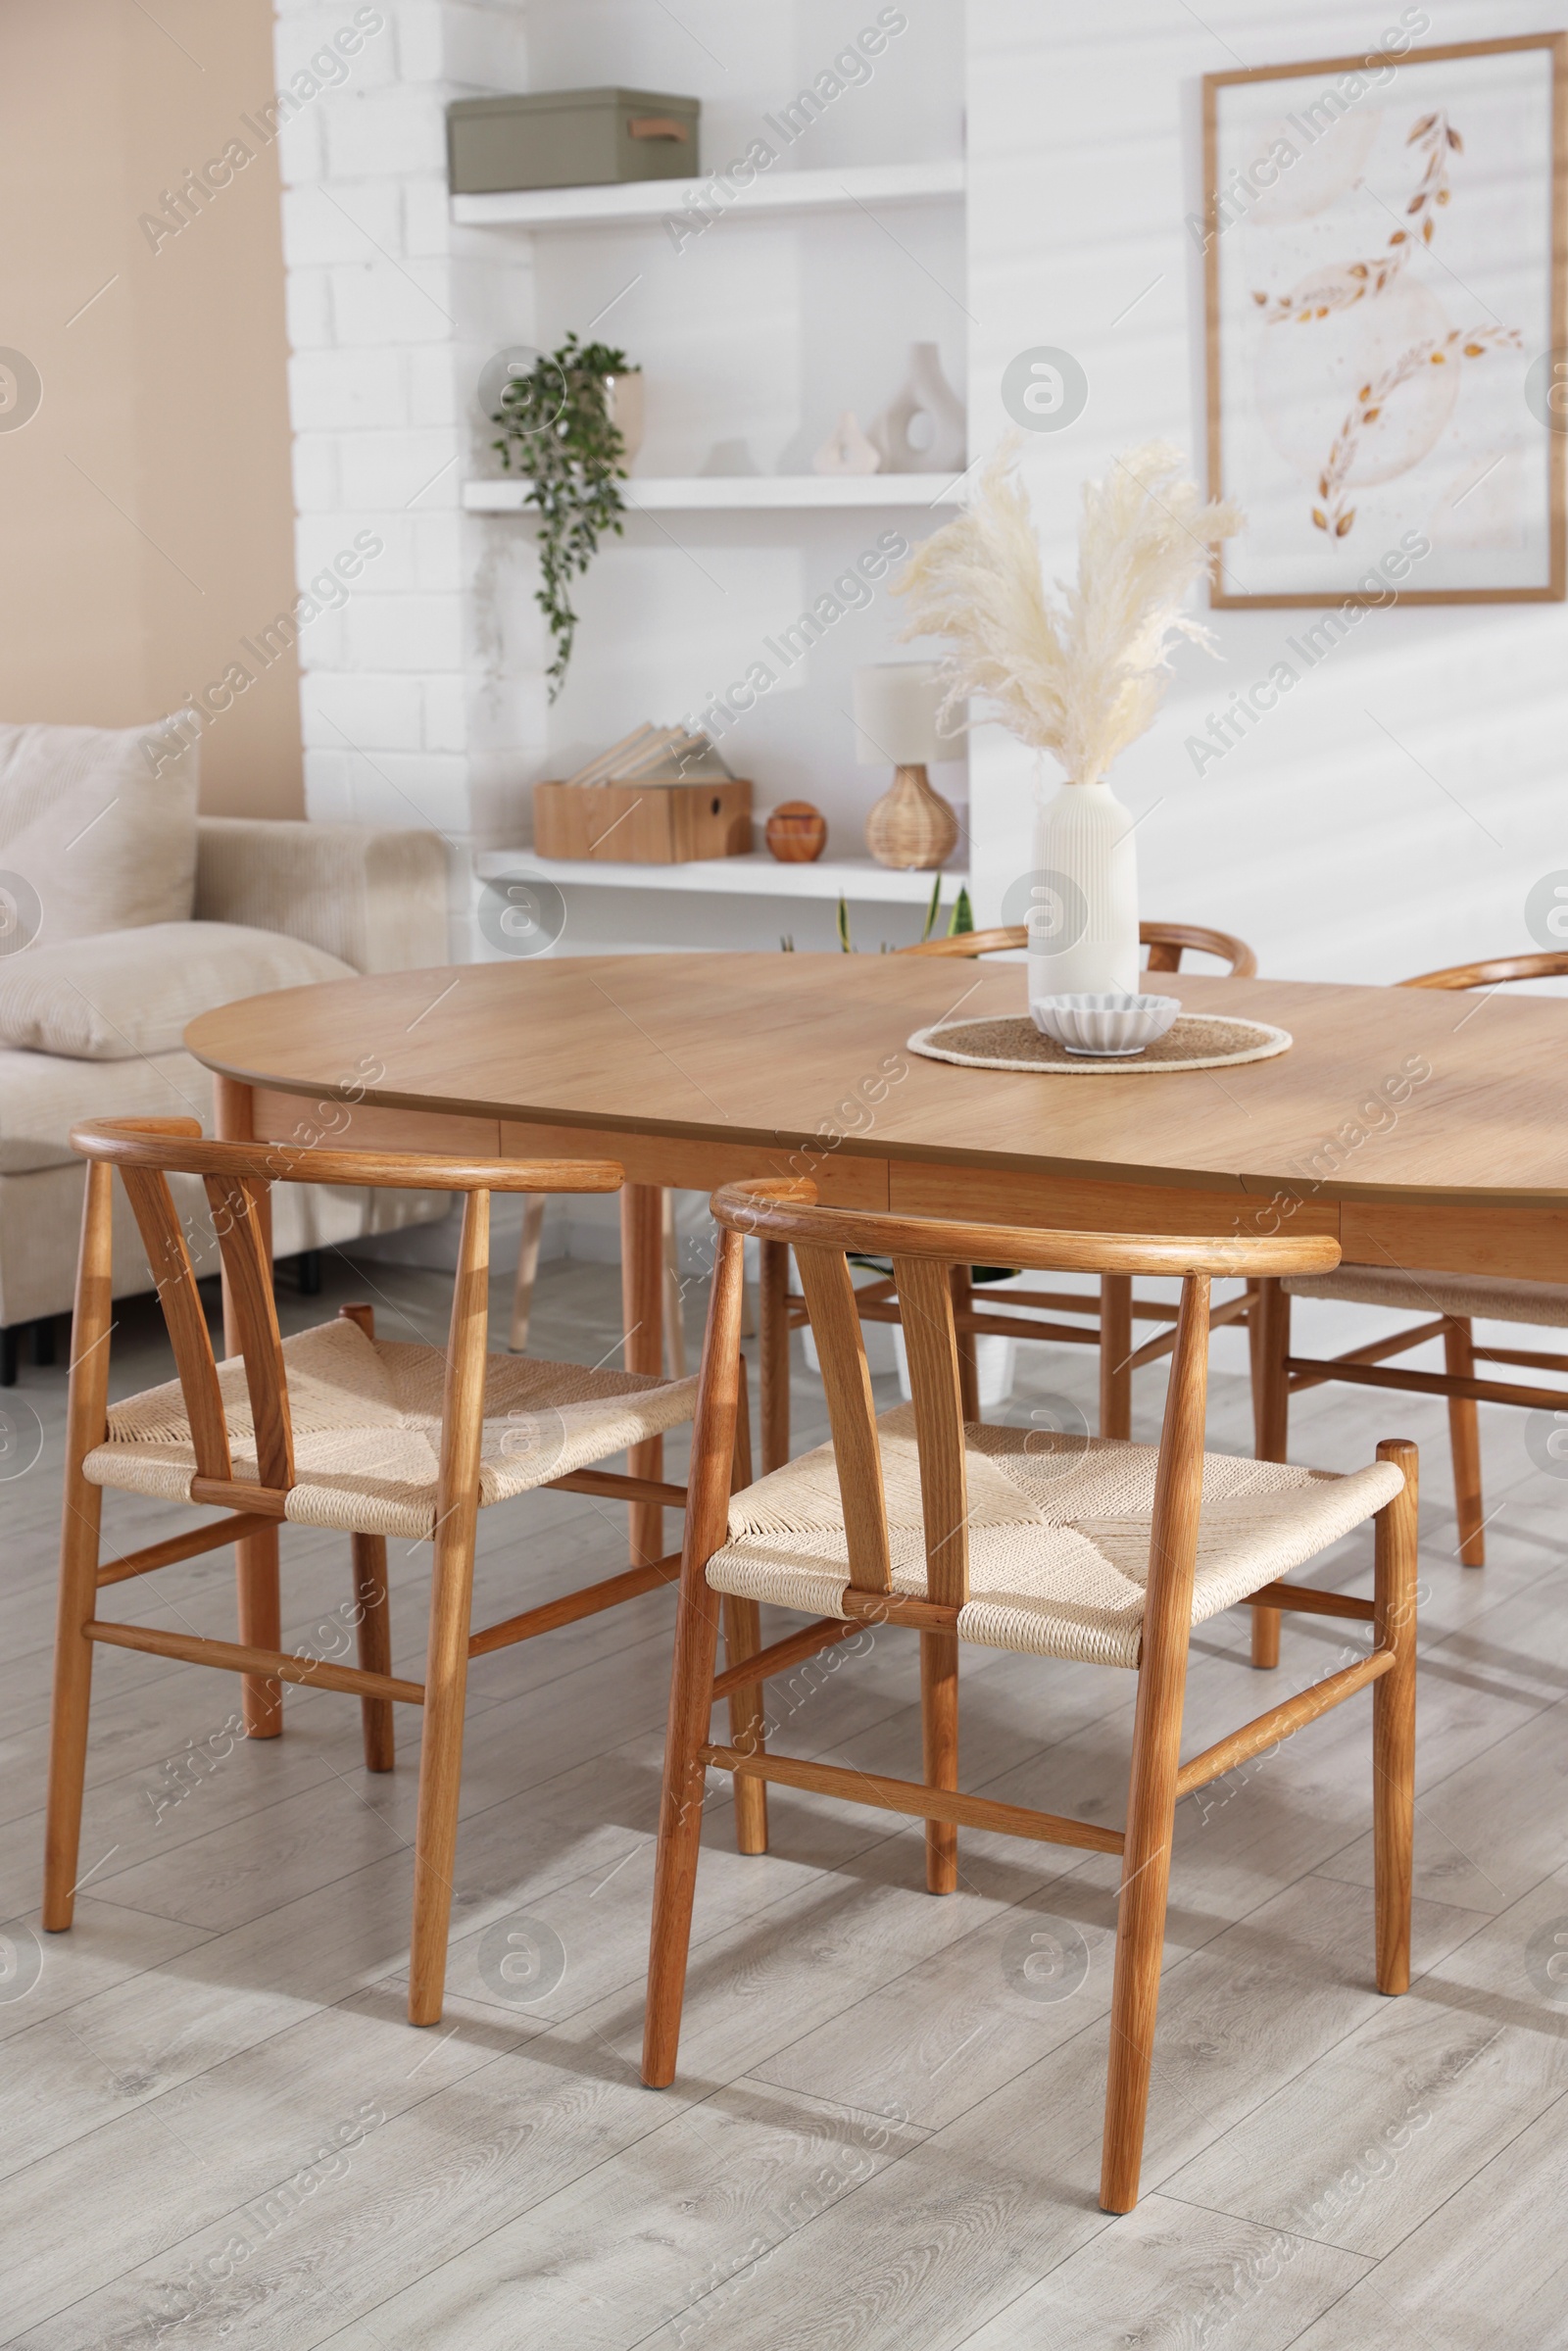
[187,951,1568,1709]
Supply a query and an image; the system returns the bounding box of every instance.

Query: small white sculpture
[811,410,882,475]
[867,342,966,474]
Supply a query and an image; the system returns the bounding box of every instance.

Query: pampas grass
[892,437,1243,785]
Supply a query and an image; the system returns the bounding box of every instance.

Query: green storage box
[448,87,701,195]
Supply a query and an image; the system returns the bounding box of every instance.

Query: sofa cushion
[0,1046,215,1174]
[0,922,356,1061]
[0,717,200,949]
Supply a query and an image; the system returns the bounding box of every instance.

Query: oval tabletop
[183,954,1568,1214]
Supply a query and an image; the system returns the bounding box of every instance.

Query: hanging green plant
[491,332,633,701]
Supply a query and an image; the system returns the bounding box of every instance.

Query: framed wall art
[1200,31,1567,606]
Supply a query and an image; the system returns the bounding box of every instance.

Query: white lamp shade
[852,661,954,766]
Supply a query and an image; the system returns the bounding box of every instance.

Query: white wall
[965,0,1568,986]
[276,0,1568,977]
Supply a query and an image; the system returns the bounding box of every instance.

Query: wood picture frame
[1201,32,1568,607]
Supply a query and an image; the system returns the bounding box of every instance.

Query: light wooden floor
[2,1247,1567,2350]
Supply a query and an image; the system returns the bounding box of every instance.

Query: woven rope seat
[83,1315,698,1541]
[705,1405,1403,1669]
[1283,1265,1568,1327]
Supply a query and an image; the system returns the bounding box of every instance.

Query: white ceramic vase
[868,343,966,474]
[1026,773,1141,1001]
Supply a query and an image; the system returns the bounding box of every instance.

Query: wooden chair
[1250,950,1568,1652]
[901,917,1258,978]
[43,1116,708,2027]
[643,1179,1418,2214]
[760,921,1261,1469]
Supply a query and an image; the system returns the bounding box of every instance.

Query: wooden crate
[533,779,753,863]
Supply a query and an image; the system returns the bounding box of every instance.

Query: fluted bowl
[1029,993,1181,1057]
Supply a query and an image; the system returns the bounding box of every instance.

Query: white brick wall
[300,670,424,748]
[271,0,530,876]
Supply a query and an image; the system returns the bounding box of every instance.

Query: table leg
[507,1194,546,1353]
[621,1185,664,1565]
[214,1076,282,1739]
[1100,1275,1133,1441]
[1444,1320,1486,1567]
[759,1238,791,1473]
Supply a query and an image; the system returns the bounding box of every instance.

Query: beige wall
[0,0,303,817]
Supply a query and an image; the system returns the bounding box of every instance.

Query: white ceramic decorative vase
[868,342,966,474]
[1026,773,1141,1001]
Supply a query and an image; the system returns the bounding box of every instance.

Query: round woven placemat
[907,1012,1293,1074]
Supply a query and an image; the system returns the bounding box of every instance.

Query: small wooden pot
[865,763,959,871]
[765,802,827,862]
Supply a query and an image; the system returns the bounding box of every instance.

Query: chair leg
[920,1628,959,1893]
[336,1303,396,1771]
[43,1486,104,1931]
[353,1534,395,1772]
[1373,1439,1419,1996]
[1443,1320,1485,1566]
[507,1195,546,1353]
[1100,1274,1133,1440]
[643,1581,724,2087]
[0,1327,17,1387]
[1250,1279,1291,1670]
[1100,1639,1187,2213]
[722,1596,769,1855]
[235,1529,283,1737]
[721,1374,767,1855]
[44,1162,114,1932]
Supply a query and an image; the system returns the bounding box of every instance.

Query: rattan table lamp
[853,661,961,871]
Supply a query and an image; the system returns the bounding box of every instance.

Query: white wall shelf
[474,851,965,904]
[466,474,964,514]
[453,158,965,231]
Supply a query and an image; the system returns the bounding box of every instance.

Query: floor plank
[955,2192,1370,2350]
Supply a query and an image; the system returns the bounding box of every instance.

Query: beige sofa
[0,812,453,1379]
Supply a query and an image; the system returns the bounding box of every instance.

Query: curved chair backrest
[901,920,1257,976]
[708,1178,1339,1284]
[1401,952,1568,991]
[687,1179,1339,1617]
[70,1116,620,1194]
[68,1117,622,1517]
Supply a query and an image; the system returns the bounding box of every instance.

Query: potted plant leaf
[491,332,641,700]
